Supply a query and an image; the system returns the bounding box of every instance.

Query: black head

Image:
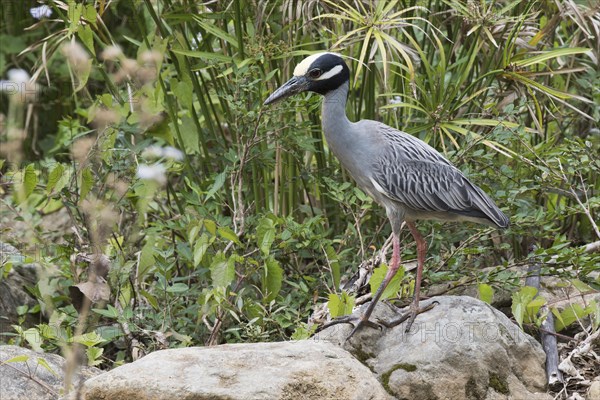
[264,52,350,105]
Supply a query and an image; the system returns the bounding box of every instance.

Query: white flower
[142,145,184,161]
[0,69,36,100]
[61,41,90,73]
[101,45,123,61]
[139,50,163,65]
[141,146,163,159]
[389,96,402,105]
[0,69,29,94]
[7,69,30,83]
[30,5,53,19]
[136,163,167,184]
[162,146,184,161]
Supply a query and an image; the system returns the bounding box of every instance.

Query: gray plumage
[369,121,509,228]
[264,52,509,338]
[317,81,509,231]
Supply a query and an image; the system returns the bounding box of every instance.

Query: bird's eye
[308,69,322,79]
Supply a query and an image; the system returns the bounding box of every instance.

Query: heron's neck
[321,81,351,136]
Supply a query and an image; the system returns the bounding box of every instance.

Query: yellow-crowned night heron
[264,52,509,339]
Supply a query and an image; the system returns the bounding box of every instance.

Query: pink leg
[344,233,402,338]
[316,233,403,341]
[406,221,425,305]
[381,221,437,332]
[315,224,436,339]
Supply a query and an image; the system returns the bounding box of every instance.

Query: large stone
[315,295,550,400]
[0,345,102,400]
[82,340,392,400]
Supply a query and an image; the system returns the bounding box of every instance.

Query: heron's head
[263,52,350,105]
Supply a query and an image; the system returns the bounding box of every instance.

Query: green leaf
[137,240,155,281]
[46,164,65,194]
[291,323,318,340]
[22,328,43,352]
[478,283,494,304]
[178,116,200,154]
[92,305,119,319]
[140,289,159,310]
[503,71,573,100]
[570,279,594,293]
[513,302,524,328]
[525,297,547,323]
[513,47,590,68]
[166,282,189,293]
[170,49,233,62]
[193,234,211,266]
[79,167,94,202]
[263,257,283,302]
[325,245,341,290]
[173,78,193,109]
[203,219,217,236]
[23,164,38,199]
[78,25,94,54]
[4,355,30,363]
[191,18,239,48]
[82,4,97,25]
[72,331,104,347]
[73,59,93,92]
[328,292,355,318]
[511,286,538,328]
[218,226,240,245]
[256,217,276,257]
[188,223,201,245]
[205,171,226,201]
[37,358,58,377]
[68,2,82,33]
[555,303,594,331]
[369,263,404,300]
[210,253,235,287]
[86,347,104,367]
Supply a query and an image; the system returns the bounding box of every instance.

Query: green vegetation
[488,372,510,395]
[1,0,598,371]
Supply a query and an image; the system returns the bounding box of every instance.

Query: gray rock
[588,379,600,400]
[82,341,393,400]
[0,345,102,400]
[315,295,551,400]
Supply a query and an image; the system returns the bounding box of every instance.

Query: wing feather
[367,123,509,228]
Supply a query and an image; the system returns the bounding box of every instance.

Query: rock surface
[588,379,600,399]
[0,345,102,400]
[315,295,551,400]
[82,340,392,400]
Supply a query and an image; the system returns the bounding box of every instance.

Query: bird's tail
[467,183,510,229]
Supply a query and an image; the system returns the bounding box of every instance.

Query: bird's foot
[316,314,383,342]
[379,300,438,332]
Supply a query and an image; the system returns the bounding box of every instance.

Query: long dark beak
[263,76,310,106]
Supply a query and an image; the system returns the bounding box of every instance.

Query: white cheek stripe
[293,52,341,76]
[316,65,343,80]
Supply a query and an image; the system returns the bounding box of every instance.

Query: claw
[316,313,383,342]
[379,300,438,332]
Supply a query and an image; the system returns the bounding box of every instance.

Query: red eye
[309,69,322,78]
